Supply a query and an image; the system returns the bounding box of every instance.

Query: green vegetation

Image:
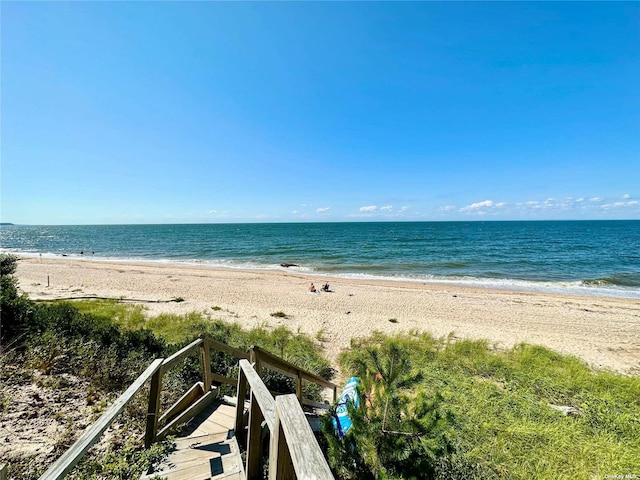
[0,254,332,479]
[322,331,640,479]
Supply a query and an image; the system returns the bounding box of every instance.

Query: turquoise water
[1,221,639,298]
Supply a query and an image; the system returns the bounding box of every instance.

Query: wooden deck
[141,399,246,480]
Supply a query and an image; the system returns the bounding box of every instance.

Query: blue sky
[2,2,639,224]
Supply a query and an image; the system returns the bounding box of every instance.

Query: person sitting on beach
[309,283,317,293]
[321,283,330,292]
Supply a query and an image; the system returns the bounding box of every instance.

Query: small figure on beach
[321,283,330,292]
[309,283,317,293]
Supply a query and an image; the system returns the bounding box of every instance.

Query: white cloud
[590,197,603,202]
[460,200,495,212]
[317,207,331,213]
[359,205,378,212]
[623,193,631,199]
[495,202,506,208]
[440,205,455,212]
[399,206,409,212]
[472,200,494,208]
[380,205,393,212]
[526,201,539,205]
[576,198,584,202]
[629,200,639,205]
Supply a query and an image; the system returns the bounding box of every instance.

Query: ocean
[1,221,639,299]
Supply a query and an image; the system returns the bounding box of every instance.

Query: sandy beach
[14,256,640,375]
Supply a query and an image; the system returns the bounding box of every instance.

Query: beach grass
[334,331,640,479]
[71,299,334,379]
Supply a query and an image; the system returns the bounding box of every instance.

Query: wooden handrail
[39,359,163,480]
[252,346,338,392]
[251,345,338,408]
[269,394,334,479]
[161,337,203,371]
[236,360,334,479]
[238,359,275,431]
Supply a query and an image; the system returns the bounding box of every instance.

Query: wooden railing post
[295,372,302,401]
[201,336,212,392]
[249,346,262,375]
[145,367,163,448]
[246,391,265,479]
[268,402,295,480]
[235,366,248,442]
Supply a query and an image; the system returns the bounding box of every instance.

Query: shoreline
[8,251,640,300]
[14,256,640,376]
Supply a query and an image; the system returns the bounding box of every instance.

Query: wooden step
[141,432,245,480]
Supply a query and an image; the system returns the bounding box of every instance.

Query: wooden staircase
[39,337,338,480]
[141,401,244,480]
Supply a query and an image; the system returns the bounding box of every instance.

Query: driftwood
[33,296,182,304]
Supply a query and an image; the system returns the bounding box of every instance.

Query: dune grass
[335,331,640,479]
[71,299,334,380]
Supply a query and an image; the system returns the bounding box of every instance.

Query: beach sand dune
[15,257,640,375]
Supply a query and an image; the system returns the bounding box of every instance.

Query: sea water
[1,221,639,299]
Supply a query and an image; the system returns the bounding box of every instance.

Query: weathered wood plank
[40,358,163,480]
[211,372,238,387]
[145,365,163,448]
[301,398,331,410]
[268,406,295,480]
[245,393,264,479]
[158,382,205,427]
[201,337,213,392]
[0,463,7,480]
[156,390,218,441]
[271,394,334,480]
[235,367,248,437]
[251,346,337,390]
[239,360,274,432]
[161,338,203,371]
[209,339,249,360]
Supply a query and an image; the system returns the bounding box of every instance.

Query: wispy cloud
[208,209,229,217]
[317,207,331,213]
[456,194,640,219]
[350,204,411,218]
[602,200,639,209]
[359,205,378,212]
